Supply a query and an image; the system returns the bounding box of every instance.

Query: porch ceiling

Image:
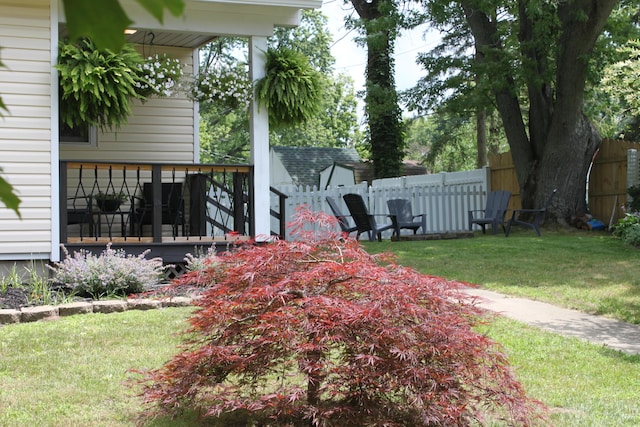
[125,30,217,49]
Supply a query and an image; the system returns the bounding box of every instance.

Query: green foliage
[50,244,165,299]
[0,264,22,294]
[62,0,184,51]
[57,39,143,130]
[585,3,640,139]
[349,0,406,178]
[197,12,361,159]
[599,38,640,139]
[271,10,335,74]
[255,47,323,129]
[612,212,640,247]
[0,168,20,218]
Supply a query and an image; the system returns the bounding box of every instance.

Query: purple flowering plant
[49,244,165,299]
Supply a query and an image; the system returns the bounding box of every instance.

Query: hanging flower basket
[188,64,252,109]
[135,53,184,98]
[57,39,143,131]
[255,47,323,128]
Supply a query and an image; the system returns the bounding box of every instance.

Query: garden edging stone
[0,296,194,325]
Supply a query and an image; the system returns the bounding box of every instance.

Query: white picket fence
[271,167,492,240]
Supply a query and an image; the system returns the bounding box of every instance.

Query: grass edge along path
[364,230,640,325]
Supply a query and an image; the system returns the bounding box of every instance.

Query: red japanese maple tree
[137,209,546,426]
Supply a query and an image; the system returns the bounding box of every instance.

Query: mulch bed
[0,287,29,310]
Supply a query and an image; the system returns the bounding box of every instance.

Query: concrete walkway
[464,288,640,355]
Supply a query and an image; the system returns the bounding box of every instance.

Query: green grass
[0,308,193,427]
[0,309,638,426]
[1,231,638,426]
[365,229,640,324]
[483,318,640,426]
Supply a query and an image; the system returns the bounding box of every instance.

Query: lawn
[364,228,640,324]
[0,229,638,426]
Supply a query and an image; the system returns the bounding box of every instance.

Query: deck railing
[60,161,254,245]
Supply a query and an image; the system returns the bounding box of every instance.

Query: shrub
[136,209,547,426]
[50,244,165,299]
[622,223,640,247]
[612,212,640,247]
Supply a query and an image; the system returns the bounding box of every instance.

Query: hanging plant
[255,47,323,128]
[57,38,143,130]
[135,53,184,98]
[188,64,252,109]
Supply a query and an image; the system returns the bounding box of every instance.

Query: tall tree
[414,0,619,222]
[349,0,405,179]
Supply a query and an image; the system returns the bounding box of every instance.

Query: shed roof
[271,146,361,187]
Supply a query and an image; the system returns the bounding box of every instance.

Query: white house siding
[0,0,53,260]
[60,46,196,164]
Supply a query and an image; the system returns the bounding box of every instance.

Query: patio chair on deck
[343,193,394,242]
[387,198,427,236]
[468,190,511,235]
[66,195,95,237]
[131,182,185,237]
[326,196,358,236]
[506,188,557,236]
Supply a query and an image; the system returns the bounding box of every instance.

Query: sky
[319,0,439,118]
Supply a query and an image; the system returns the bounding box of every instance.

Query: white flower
[135,53,184,98]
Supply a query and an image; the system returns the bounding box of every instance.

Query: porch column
[249,36,270,239]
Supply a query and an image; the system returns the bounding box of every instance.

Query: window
[59,121,97,146]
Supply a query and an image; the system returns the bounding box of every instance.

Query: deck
[60,161,277,263]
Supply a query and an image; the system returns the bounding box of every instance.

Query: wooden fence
[489,139,640,225]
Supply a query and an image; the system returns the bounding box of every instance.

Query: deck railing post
[233,172,245,235]
[151,165,163,243]
[60,161,69,243]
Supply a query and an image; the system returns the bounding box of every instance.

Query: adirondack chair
[387,198,427,236]
[468,190,511,235]
[506,188,557,236]
[326,196,358,236]
[343,193,394,242]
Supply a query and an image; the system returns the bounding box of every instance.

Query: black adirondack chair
[131,182,185,237]
[326,196,358,236]
[343,193,394,242]
[506,188,557,236]
[387,198,427,236]
[468,190,511,235]
[66,195,95,237]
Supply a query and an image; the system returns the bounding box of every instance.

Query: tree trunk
[476,108,487,168]
[461,0,616,223]
[351,0,404,179]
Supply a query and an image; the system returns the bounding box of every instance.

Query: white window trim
[60,125,98,147]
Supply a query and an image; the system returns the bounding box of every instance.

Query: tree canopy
[407,0,621,221]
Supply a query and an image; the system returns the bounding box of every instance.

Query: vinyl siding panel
[0,0,53,258]
[60,47,197,164]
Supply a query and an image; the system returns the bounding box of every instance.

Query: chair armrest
[513,208,545,214]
